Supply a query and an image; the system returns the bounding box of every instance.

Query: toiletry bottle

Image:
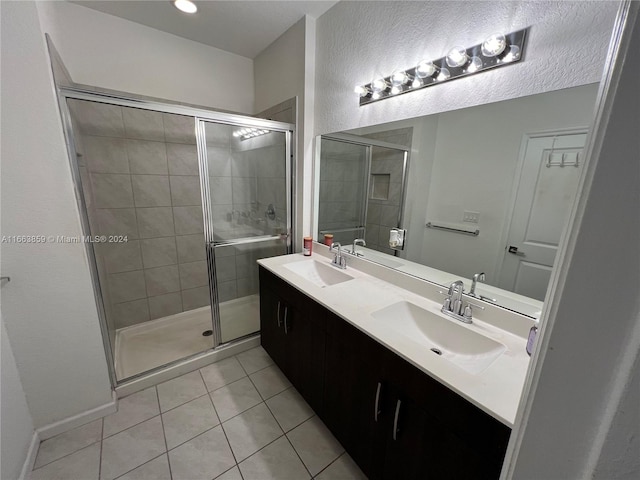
[303,237,313,256]
[324,233,334,246]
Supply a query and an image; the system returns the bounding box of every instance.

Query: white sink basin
[371,301,506,375]
[284,260,354,288]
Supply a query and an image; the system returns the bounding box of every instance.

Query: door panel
[498,133,586,300]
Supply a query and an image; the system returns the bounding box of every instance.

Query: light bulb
[390,85,402,95]
[173,0,197,14]
[415,60,436,78]
[371,77,388,93]
[436,68,450,82]
[354,85,370,97]
[446,46,468,68]
[481,33,506,57]
[466,56,483,73]
[412,77,423,89]
[502,45,521,62]
[372,91,382,100]
[391,70,409,86]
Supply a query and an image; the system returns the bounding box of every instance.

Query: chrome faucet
[440,280,484,324]
[330,242,347,269]
[350,238,366,256]
[469,272,497,303]
[470,272,485,297]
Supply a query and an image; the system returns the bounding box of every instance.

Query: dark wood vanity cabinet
[259,266,510,479]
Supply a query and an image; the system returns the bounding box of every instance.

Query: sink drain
[202,330,213,337]
[430,348,442,355]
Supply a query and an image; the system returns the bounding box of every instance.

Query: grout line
[312,452,346,479]
[155,387,173,480]
[98,418,104,480]
[112,452,167,480]
[31,442,102,473]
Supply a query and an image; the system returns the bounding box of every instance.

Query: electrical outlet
[463,211,480,223]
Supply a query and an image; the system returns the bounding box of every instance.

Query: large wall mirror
[313,83,599,319]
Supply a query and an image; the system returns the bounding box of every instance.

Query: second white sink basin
[284,260,354,288]
[371,301,506,375]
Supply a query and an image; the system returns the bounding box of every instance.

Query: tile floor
[30,346,367,480]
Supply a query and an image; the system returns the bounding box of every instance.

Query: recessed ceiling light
[173,0,197,14]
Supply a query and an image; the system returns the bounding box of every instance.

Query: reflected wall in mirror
[314,84,599,318]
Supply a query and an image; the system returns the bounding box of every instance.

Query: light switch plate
[463,211,480,223]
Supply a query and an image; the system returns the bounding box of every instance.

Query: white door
[498,132,587,300]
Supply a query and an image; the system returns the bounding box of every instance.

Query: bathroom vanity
[258,247,534,479]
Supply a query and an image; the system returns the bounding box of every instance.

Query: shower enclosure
[315,134,409,255]
[59,91,293,383]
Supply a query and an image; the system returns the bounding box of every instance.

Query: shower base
[115,294,260,380]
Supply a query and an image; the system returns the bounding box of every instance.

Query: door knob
[508,245,525,256]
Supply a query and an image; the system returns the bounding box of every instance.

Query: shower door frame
[195,119,294,348]
[56,86,295,387]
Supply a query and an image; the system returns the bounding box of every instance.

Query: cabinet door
[322,313,386,479]
[259,282,286,369]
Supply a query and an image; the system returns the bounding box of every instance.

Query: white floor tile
[236,346,274,375]
[249,364,291,400]
[266,387,314,432]
[100,416,166,480]
[162,395,220,449]
[168,426,236,480]
[103,387,159,438]
[34,419,102,468]
[287,416,344,476]
[156,370,207,412]
[116,454,171,480]
[31,443,100,480]
[211,377,263,422]
[222,403,283,462]
[200,356,247,392]
[239,436,311,480]
[315,453,367,480]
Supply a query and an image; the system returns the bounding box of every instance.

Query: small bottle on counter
[303,236,313,256]
[323,233,334,246]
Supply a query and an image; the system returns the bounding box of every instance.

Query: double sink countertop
[258,245,536,427]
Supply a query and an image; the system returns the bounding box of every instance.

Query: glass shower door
[199,121,292,344]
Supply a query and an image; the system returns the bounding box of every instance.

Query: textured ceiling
[71,0,337,59]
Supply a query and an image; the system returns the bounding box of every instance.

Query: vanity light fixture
[355,28,528,106]
[173,0,198,14]
[233,127,270,140]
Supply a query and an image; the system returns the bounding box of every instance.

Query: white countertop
[258,249,533,427]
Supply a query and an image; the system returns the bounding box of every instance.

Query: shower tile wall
[317,140,367,245]
[363,128,412,254]
[70,100,209,330]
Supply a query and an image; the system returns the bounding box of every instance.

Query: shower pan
[58,89,294,384]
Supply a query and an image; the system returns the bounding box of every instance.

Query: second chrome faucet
[330,242,347,269]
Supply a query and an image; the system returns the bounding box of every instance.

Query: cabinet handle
[393,399,401,441]
[283,306,289,334]
[277,301,282,327]
[374,382,382,422]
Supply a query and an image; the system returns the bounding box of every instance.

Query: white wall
[254,16,316,241]
[314,1,618,136]
[1,315,36,480]
[36,1,254,114]
[421,84,598,281]
[507,3,640,477]
[0,0,113,428]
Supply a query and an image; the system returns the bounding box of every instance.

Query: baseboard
[36,391,117,440]
[19,431,40,480]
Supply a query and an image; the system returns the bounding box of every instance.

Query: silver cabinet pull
[283,306,289,334]
[277,301,282,327]
[374,382,382,422]
[393,399,401,441]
